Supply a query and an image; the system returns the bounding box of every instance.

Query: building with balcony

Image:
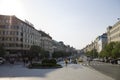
[0,15,41,56]
[38,30,52,53]
[107,21,120,43]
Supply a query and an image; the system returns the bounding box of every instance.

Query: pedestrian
[69,58,72,63]
[87,58,91,65]
[64,59,68,67]
[75,58,78,64]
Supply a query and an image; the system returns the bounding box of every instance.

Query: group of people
[64,58,78,67]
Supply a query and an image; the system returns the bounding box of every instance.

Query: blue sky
[0,0,120,49]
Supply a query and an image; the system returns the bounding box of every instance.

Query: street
[79,61,120,80]
[0,62,114,80]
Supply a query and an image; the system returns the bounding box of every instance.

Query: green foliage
[29,45,50,59]
[100,42,120,58]
[52,51,71,58]
[28,63,62,69]
[86,49,98,58]
[40,51,49,58]
[111,42,120,58]
[0,45,6,57]
[29,45,42,57]
[28,58,62,69]
[42,59,57,64]
[99,49,107,58]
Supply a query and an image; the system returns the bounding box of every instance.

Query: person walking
[87,57,91,65]
[64,59,68,67]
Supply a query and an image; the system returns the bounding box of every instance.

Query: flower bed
[28,59,62,69]
[28,63,62,69]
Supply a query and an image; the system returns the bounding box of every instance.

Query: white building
[0,15,42,55]
[96,33,107,53]
[39,30,52,53]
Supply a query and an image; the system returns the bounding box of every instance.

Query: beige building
[39,30,52,53]
[107,21,120,43]
[0,14,76,57]
[52,41,66,52]
[85,42,95,52]
[83,33,107,53]
[0,15,41,55]
[52,40,76,53]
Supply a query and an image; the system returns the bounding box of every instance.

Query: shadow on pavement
[0,63,61,78]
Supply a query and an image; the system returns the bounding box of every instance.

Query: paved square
[0,63,114,80]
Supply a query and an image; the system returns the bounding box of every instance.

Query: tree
[40,50,49,59]
[99,49,108,58]
[85,51,91,57]
[112,42,120,58]
[86,49,98,58]
[52,51,63,58]
[0,45,6,57]
[52,51,71,58]
[105,42,115,57]
[99,42,120,59]
[92,49,98,58]
[29,45,42,59]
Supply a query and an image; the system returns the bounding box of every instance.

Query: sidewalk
[0,62,114,80]
[47,64,114,80]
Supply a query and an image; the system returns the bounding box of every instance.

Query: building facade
[39,30,52,53]
[52,41,66,52]
[96,33,107,53]
[0,14,77,58]
[83,33,107,53]
[52,40,76,53]
[0,15,41,56]
[107,21,120,43]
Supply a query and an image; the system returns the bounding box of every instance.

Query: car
[111,59,118,64]
[93,58,99,61]
[117,58,120,65]
[0,57,5,64]
[99,58,104,62]
[71,59,77,64]
[78,59,83,62]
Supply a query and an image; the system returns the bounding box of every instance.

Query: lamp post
[49,46,54,59]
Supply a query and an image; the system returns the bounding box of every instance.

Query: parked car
[78,58,83,62]
[99,58,104,62]
[117,58,120,65]
[111,59,118,64]
[93,58,99,61]
[0,57,5,64]
[71,59,77,64]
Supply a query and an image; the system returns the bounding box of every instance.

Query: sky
[0,0,120,49]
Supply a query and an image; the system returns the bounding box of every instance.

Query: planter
[28,63,62,69]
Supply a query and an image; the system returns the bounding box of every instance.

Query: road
[79,61,120,80]
[0,62,114,80]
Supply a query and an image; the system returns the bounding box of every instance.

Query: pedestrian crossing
[80,63,103,66]
[58,61,113,67]
[79,62,107,66]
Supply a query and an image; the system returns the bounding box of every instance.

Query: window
[16,32,19,35]
[3,31,5,35]
[0,37,2,41]
[20,38,23,42]
[0,25,5,29]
